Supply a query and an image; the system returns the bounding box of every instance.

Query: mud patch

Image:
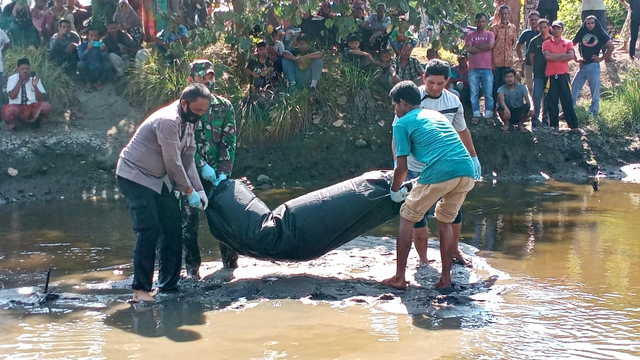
[0,237,511,323]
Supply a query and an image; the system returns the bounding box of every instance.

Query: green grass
[580,65,640,136]
[3,48,75,113]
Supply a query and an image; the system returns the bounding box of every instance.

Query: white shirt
[582,0,605,11]
[0,30,10,73]
[273,40,285,55]
[6,74,47,105]
[393,88,467,173]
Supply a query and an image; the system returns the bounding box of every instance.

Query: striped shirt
[393,87,467,172]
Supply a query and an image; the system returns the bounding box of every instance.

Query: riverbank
[1,65,640,204]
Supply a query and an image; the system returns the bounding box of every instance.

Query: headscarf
[113,0,142,29]
[572,15,608,47]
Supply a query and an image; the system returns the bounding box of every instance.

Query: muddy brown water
[1,180,640,359]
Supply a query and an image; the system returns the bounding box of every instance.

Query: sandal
[470,116,481,125]
[550,127,561,135]
[95,83,104,92]
[84,85,92,93]
[485,116,495,126]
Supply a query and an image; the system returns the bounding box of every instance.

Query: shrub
[3,48,76,114]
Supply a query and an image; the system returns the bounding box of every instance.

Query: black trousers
[117,176,182,292]
[631,13,640,59]
[538,8,558,23]
[545,74,579,129]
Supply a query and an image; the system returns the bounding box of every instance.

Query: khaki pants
[400,177,475,224]
[524,64,533,94]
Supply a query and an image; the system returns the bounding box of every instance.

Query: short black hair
[17,58,30,67]
[503,68,517,78]
[380,48,392,56]
[180,83,211,103]
[347,33,361,43]
[425,59,450,80]
[256,40,267,48]
[529,10,540,18]
[389,81,421,106]
[475,13,487,21]
[87,27,98,34]
[499,5,511,13]
[58,19,71,26]
[107,20,118,26]
[297,33,309,44]
[538,18,549,26]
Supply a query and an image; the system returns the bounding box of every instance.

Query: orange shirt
[541,36,574,76]
[490,22,517,67]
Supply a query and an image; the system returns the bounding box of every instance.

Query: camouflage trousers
[179,191,239,275]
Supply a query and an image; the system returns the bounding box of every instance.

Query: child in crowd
[390,20,417,56]
[343,33,374,69]
[450,52,470,102]
[31,0,55,43]
[245,41,276,91]
[375,48,394,90]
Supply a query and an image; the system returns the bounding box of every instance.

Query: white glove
[197,190,208,210]
[389,187,408,203]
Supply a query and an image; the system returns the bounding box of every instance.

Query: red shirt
[541,36,574,77]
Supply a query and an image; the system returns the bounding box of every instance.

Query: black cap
[551,20,564,28]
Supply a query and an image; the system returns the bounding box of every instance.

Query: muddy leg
[435,220,454,289]
[412,227,429,267]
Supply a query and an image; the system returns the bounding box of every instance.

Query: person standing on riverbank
[384,81,475,291]
[181,59,237,278]
[115,84,210,303]
[465,13,495,124]
[543,20,584,135]
[571,16,613,116]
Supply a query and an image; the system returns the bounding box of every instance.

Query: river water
[1,180,640,359]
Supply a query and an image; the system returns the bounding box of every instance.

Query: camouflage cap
[189,59,215,77]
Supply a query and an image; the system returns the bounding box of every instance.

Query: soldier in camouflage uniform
[181,59,237,279]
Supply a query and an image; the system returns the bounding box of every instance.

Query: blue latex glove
[214,173,228,186]
[187,190,202,208]
[472,157,482,181]
[389,187,408,203]
[200,164,217,183]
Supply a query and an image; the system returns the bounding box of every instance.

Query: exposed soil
[1,58,640,204]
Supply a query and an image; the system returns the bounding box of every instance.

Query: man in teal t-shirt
[384,81,475,291]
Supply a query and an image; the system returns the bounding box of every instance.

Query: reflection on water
[1,180,640,358]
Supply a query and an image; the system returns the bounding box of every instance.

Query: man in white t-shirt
[2,58,51,131]
[392,59,482,268]
[0,28,10,84]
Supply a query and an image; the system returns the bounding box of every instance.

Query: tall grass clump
[586,66,640,135]
[3,48,75,113]
[335,62,380,95]
[125,52,191,112]
[238,88,311,142]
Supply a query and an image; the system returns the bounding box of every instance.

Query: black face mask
[179,102,202,124]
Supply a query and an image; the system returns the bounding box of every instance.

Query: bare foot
[453,250,472,268]
[417,259,436,268]
[130,289,155,303]
[435,278,451,289]
[381,275,408,290]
